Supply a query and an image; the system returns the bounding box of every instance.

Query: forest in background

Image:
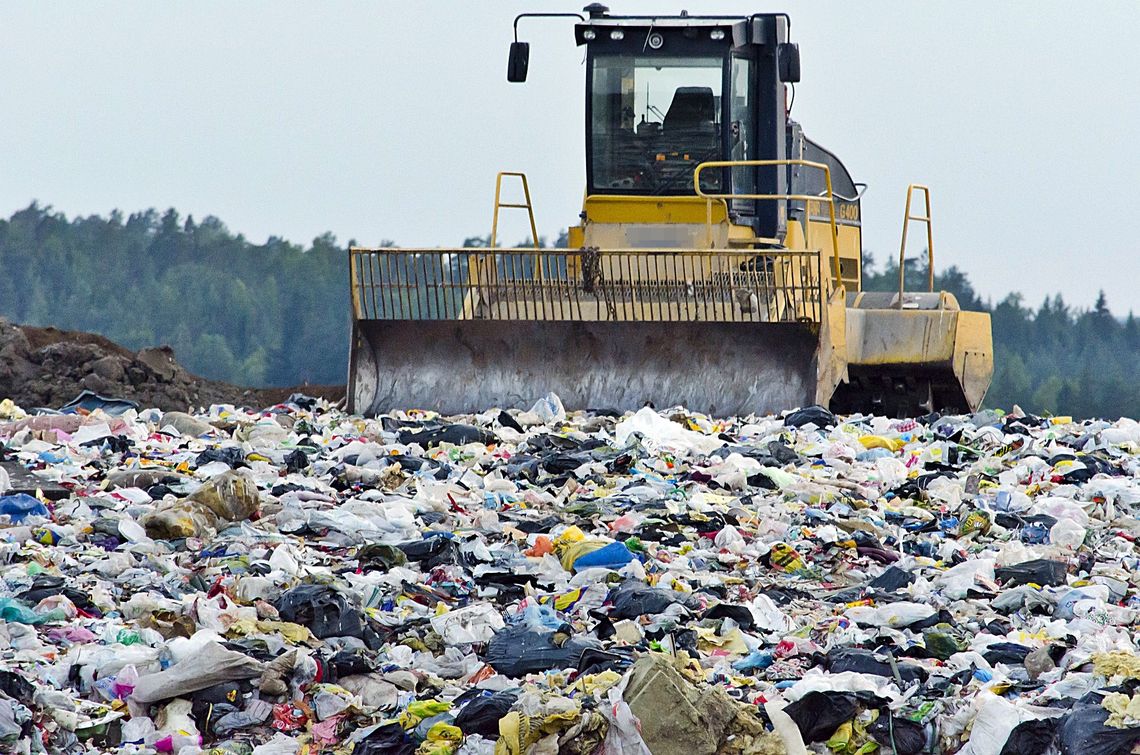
[0,203,1137,418]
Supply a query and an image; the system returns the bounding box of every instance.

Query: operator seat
[663,86,716,133]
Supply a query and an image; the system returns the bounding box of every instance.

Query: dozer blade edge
[349,319,822,418]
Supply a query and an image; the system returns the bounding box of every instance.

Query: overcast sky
[2,2,1137,312]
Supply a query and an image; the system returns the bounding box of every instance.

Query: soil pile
[0,318,343,411]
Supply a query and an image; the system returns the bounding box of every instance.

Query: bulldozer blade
[348,319,821,417]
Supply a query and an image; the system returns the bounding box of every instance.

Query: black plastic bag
[768,440,802,463]
[18,574,94,611]
[0,671,33,701]
[577,647,635,675]
[454,690,519,737]
[397,536,463,568]
[1054,704,1140,755]
[398,424,497,448]
[484,624,599,677]
[982,642,1033,665]
[869,566,916,592]
[868,715,926,754]
[354,722,417,755]
[195,446,246,469]
[704,603,755,630]
[274,584,364,639]
[496,410,524,433]
[503,455,542,483]
[283,449,309,473]
[783,691,858,743]
[541,452,593,475]
[608,580,700,620]
[999,717,1058,755]
[326,649,374,680]
[285,393,319,409]
[826,648,926,684]
[783,405,837,429]
[995,559,1068,587]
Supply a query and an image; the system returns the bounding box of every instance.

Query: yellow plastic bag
[859,435,905,452]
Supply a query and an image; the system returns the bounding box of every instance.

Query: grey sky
[3,1,1138,313]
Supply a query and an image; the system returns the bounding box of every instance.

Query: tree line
[0,203,1135,417]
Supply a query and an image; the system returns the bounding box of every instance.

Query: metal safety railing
[693,159,843,287]
[349,247,825,324]
[897,184,935,308]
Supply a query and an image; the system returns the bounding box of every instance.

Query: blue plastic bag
[572,541,634,571]
[0,494,49,523]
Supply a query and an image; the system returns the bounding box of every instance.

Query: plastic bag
[1054,704,1140,755]
[0,597,65,625]
[398,424,497,448]
[600,687,652,755]
[1051,518,1087,549]
[485,624,599,677]
[131,642,263,703]
[783,405,836,429]
[274,584,365,639]
[999,718,1058,755]
[868,715,925,754]
[529,392,566,423]
[140,498,220,539]
[571,541,635,572]
[845,601,935,628]
[429,603,505,645]
[826,648,925,684]
[0,493,49,522]
[186,468,260,521]
[713,525,745,553]
[608,580,700,620]
[868,565,916,592]
[783,691,858,743]
[454,691,519,738]
[614,407,724,456]
[994,558,1068,587]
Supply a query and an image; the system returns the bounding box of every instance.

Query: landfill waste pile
[0,318,342,412]
[0,391,1138,755]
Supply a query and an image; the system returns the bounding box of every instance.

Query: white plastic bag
[614,407,724,456]
[1050,517,1086,549]
[429,603,505,645]
[845,601,935,627]
[714,525,745,554]
[530,392,566,423]
[600,687,652,754]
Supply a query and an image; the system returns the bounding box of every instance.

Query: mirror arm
[513,12,586,42]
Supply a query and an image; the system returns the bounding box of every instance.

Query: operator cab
[508,5,861,247]
[574,7,800,239]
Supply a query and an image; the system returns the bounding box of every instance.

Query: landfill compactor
[348,6,994,418]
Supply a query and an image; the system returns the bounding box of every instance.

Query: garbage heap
[0,393,1138,755]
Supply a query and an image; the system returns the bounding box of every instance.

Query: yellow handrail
[897,183,934,307]
[481,172,543,316]
[693,159,843,287]
[490,171,540,250]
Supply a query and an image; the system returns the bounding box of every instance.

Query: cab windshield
[590,54,725,194]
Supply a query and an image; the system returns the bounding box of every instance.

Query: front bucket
[348,319,822,417]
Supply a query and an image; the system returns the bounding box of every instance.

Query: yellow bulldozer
[348,5,993,418]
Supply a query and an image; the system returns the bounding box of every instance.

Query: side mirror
[778,42,801,83]
[507,41,530,82]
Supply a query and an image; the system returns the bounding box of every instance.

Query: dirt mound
[0,318,344,412]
